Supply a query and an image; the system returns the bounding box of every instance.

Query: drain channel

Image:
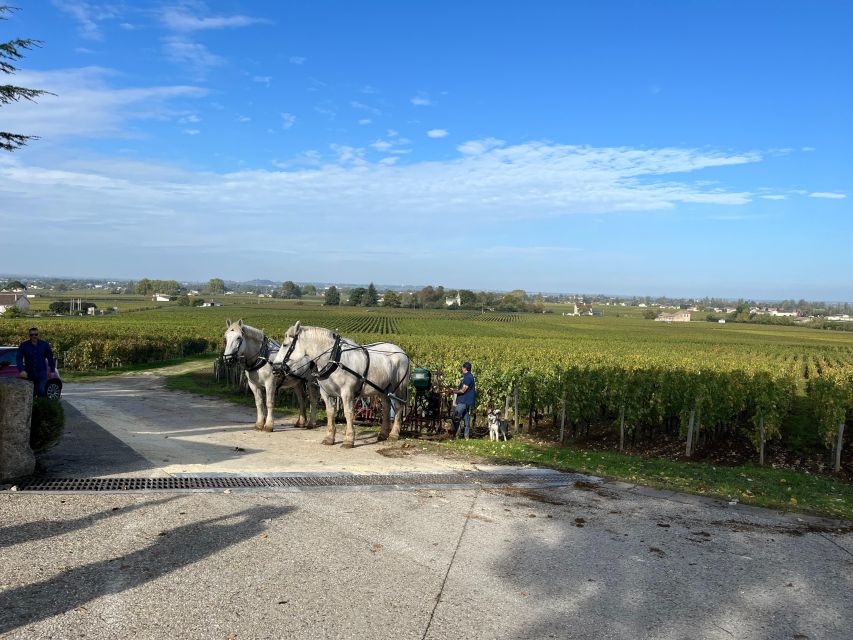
[14,472,579,493]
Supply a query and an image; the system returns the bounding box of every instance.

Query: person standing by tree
[452,362,476,439]
[16,327,56,397]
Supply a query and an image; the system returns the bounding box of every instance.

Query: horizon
[2,271,851,305]
[2,2,851,299]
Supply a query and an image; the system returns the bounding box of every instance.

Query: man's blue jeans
[30,376,47,397]
[452,402,472,438]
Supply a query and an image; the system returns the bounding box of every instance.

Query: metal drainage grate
[14,472,575,493]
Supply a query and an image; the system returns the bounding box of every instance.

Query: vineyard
[2,302,851,468]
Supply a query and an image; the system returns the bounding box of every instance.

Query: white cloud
[237,116,251,123]
[351,101,382,115]
[253,75,272,87]
[75,47,96,54]
[52,1,117,41]
[427,129,448,138]
[2,67,207,141]
[0,142,759,250]
[183,129,200,135]
[358,118,372,125]
[179,114,201,124]
[410,93,433,106]
[163,38,225,73]
[371,140,393,152]
[760,195,787,200]
[314,104,336,119]
[457,138,505,155]
[281,113,296,129]
[289,56,307,65]
[801,147,816,152]
[379,157,399,166]
[360,85,379,94]
[162,8,270,31]
[808,192,846,199]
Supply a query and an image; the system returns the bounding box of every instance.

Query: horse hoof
[341,440,354,449]
[322,437,335,446]
[305,425,316,430]
[264,425,275,433]
[253,424,263,431]
[388,434,399,441]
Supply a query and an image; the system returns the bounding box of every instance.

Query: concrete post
[0,379,36,481]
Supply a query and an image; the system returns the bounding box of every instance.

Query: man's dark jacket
[16,339,56,378]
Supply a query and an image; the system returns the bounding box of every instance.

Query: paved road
[2,375,851,639]
[1,483,851,640]
[51,375,479,476]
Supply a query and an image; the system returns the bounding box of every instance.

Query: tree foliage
[1,6,54,151]
[365,283,379,307]
[348,287,366,306]
[136,279,181,296]
[382,290,400,308]
[280,280,302,299]
[324,285,340,306]
[207,278,226,294]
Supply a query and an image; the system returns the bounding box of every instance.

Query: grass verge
[163,370,299,417]
[62,353,216,381]
[436,438,853,521]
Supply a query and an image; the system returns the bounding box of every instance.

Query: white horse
[272,322,410,448]
[222,319,319,432]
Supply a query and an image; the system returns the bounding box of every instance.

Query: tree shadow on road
[0,504,293,636]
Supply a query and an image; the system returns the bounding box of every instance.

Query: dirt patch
[710,519,853,536]
[489,486,567,506]
[376,443,422,458]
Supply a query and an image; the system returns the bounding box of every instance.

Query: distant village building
[202,300,223,307]
[152,294,171,302]
[0,293,30,314]
[445,293,462,307]
[655,311,691,323]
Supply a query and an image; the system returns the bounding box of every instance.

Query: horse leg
[341,390,355,448]
[247,375,264,430]
[307,383,319,428]
[389,390,404,441]
[321,389,337,445]
[377,397,391,441]
[263,377,276,432]
[294,382,306,428]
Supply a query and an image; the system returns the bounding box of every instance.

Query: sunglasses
[29,333,38,337]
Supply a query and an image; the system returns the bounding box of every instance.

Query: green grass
[62,353,217,381]
[163,369,299,417]
[434,437,853,520]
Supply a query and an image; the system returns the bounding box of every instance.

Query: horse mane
[241,323,264,341]
[291,325,336,342]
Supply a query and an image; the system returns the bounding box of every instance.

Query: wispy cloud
[3,67,207,141]
[358,118,371,125]
[426,129,448,138]
[183,129,200,135]
[410,92,434,106]
[281,113,296,129]
[237,115,251,123]
[252,75,272,87]
[350,101,382,116]
[808,192,846,199]
[760,194,787,200]
[52,1,118,41]
[162,38,225,74]
[161,8,271,31]
[289,56,306,65]
[457,138,504,155]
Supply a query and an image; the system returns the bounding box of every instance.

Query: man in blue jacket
[16,327,56,397]
[452,361,476,439]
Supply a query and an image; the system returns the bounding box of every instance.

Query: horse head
[222,318,245,365]
[272,321,308,376]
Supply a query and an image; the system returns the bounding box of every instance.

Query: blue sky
[2,1,851,299]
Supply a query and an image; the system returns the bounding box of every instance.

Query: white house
[202,300,223,307]
[0,293,30,314]
[655,311,691,323]
[152,294,171,302]
[445,293,462,307]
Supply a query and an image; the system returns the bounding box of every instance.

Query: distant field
[3,300,851,462]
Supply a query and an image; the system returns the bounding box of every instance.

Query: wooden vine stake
[619,405,626,452]
[835,421,845,473]
[503,394,510,421]
[559,398,566,443]
[513,385,519,434]
[759,415,765,466]
[685,408,696,457]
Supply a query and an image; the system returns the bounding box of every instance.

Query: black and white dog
[487,409,509,441]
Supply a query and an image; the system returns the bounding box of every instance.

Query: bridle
[222,331,275,372]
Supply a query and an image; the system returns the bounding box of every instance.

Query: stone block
[0,378,35,481]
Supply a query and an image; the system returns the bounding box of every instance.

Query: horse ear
[294,321,301,335]
[237,319,243,327]
[226,319,232,327]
